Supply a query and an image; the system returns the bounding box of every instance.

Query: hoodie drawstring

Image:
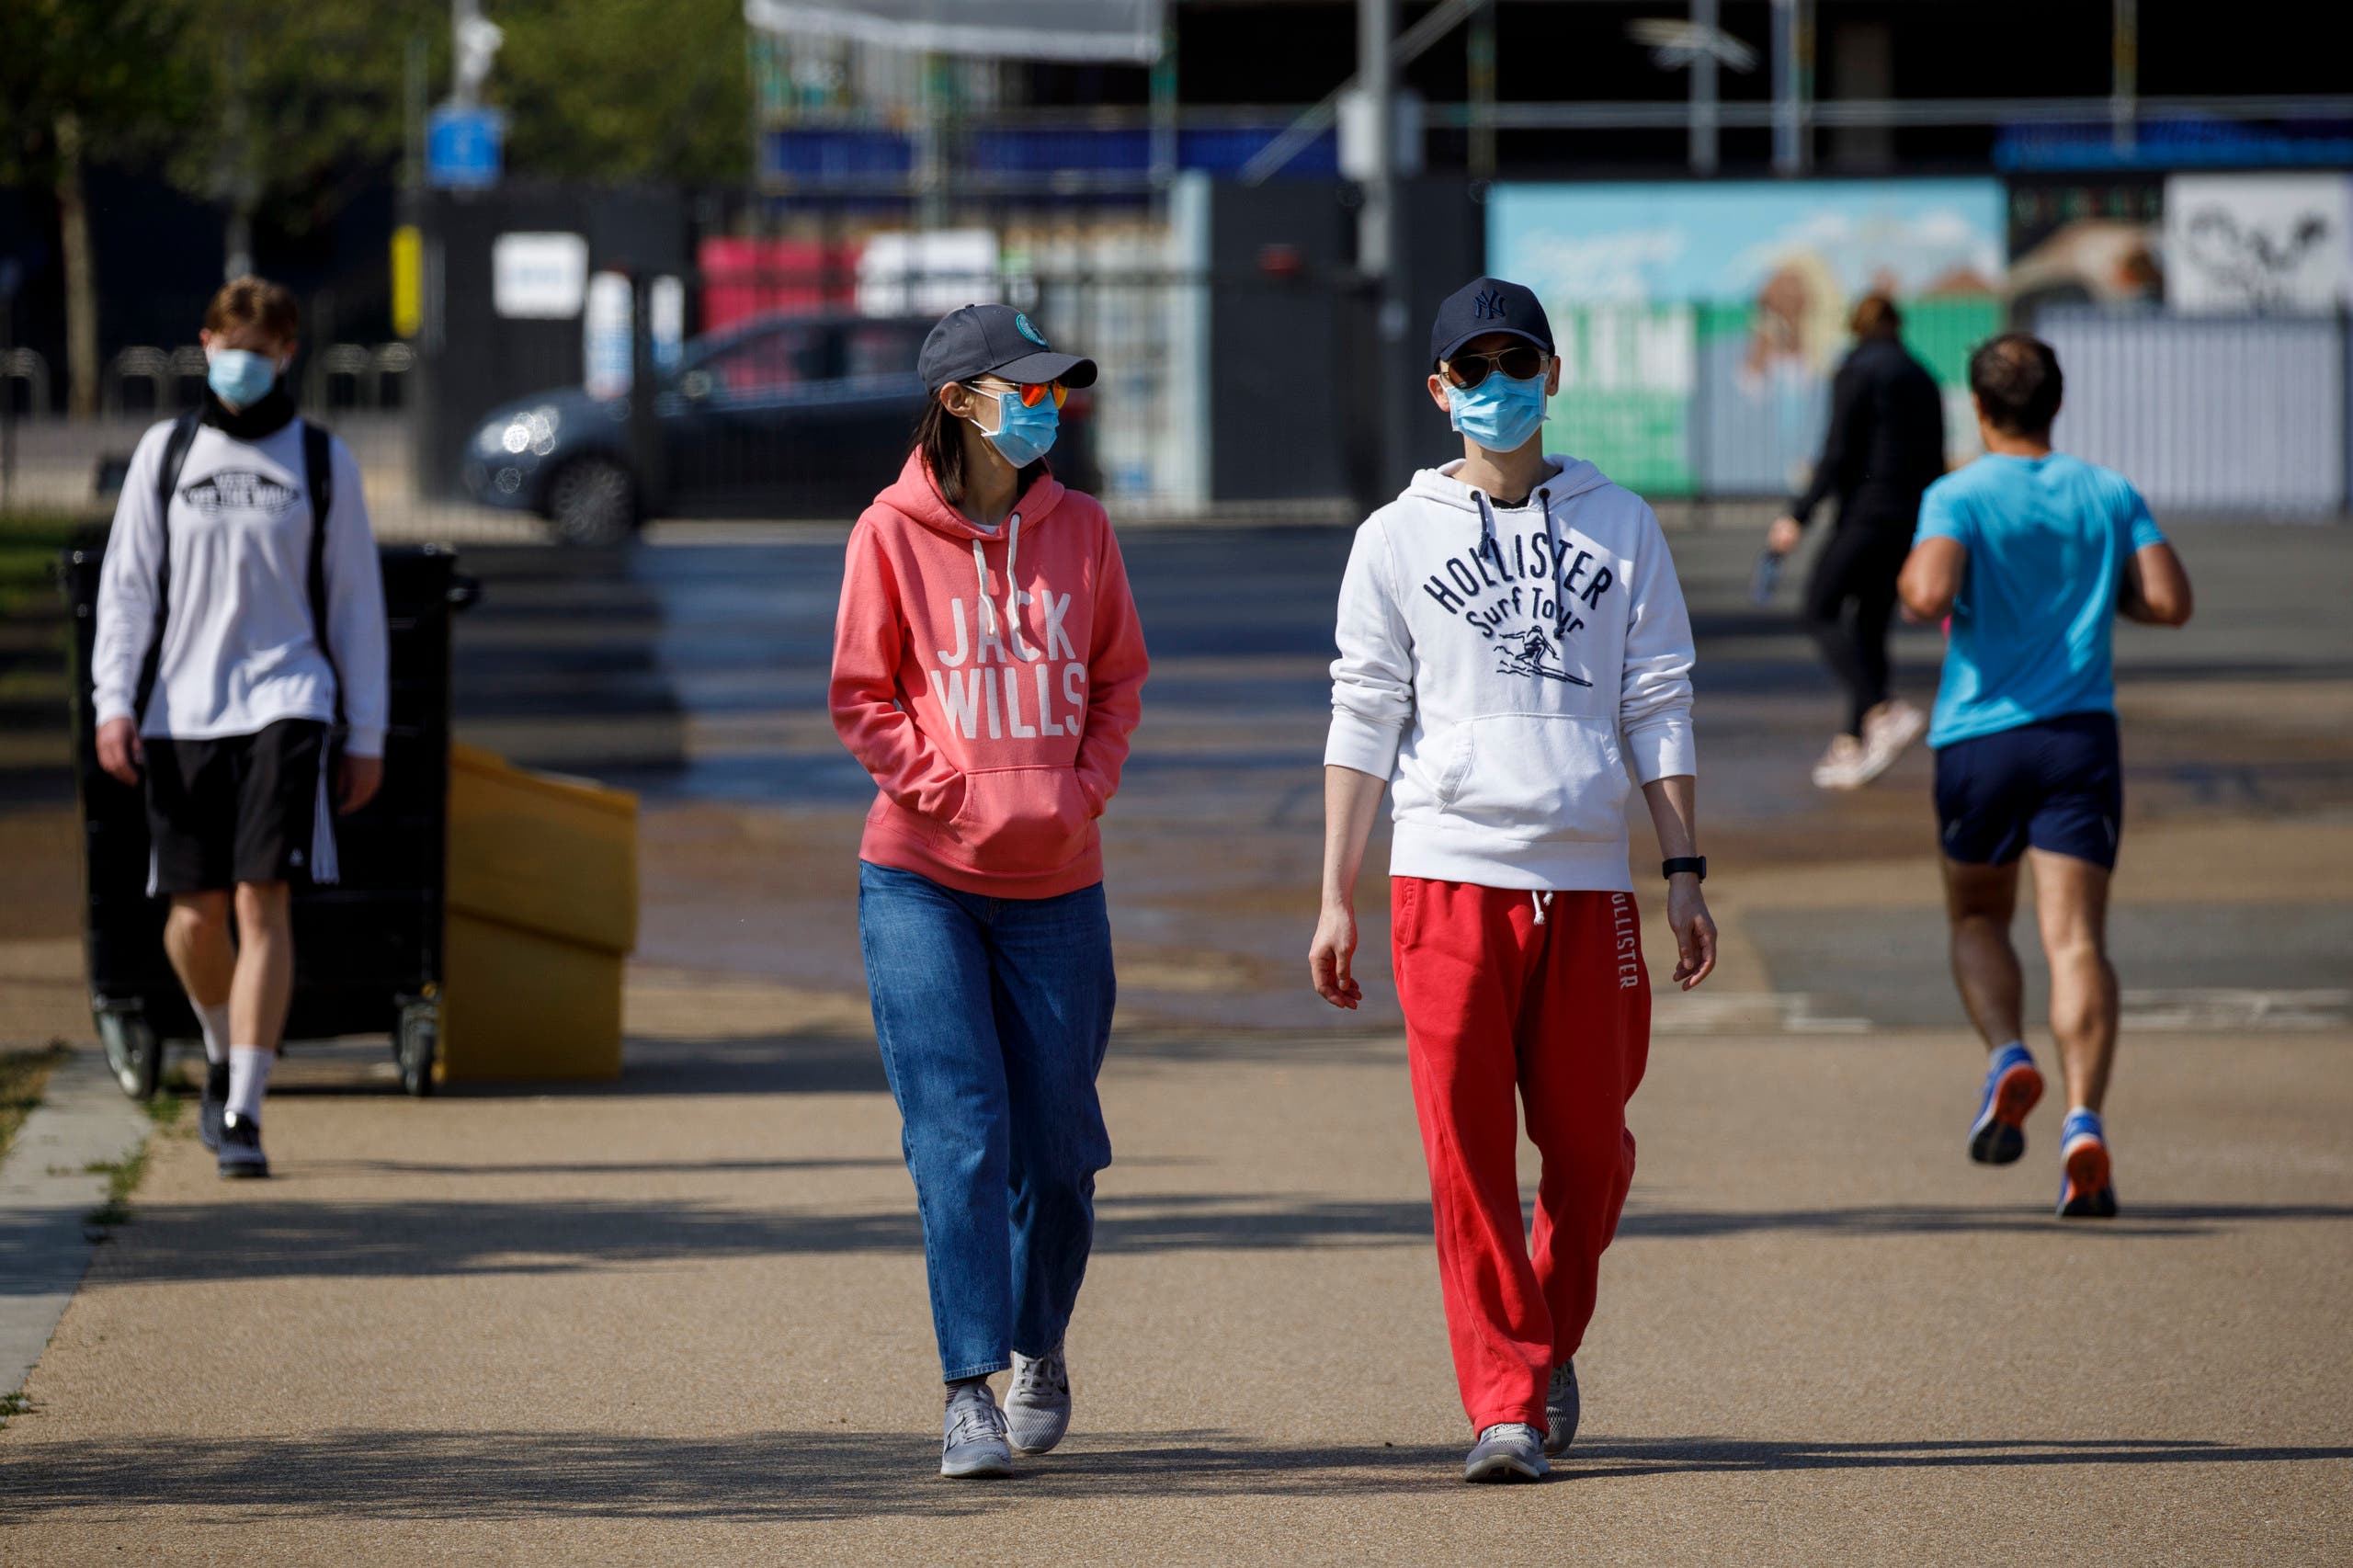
[969,512,1032,656]
[971,538,994,636]
[1531,890,1554,926]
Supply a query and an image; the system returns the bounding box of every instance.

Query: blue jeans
[857,861,1116,1381]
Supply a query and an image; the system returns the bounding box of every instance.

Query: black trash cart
[62,542,475,1099]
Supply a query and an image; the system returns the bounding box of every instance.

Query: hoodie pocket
[1437,714,1629,844]
[949,766,1092,873]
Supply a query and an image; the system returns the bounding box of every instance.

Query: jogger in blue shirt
[1898,334,2193,1218]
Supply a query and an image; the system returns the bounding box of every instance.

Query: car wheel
[546,456,639,548]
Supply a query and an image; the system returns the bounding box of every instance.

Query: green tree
[0,0,205,414]
[490,0,752,186]
[176,2,446,256]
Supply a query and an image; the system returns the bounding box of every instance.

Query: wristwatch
[1662,857,1708,882]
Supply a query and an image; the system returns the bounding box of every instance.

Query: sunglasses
[1440,346,1550,390]
[969,379,1068,410]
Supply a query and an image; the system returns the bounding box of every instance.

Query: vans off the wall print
[181,471,301,519]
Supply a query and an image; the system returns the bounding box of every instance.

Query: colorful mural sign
[1488,181,2006,495]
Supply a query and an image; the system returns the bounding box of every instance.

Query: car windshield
[842,321,928,382]
[699,324,826,396]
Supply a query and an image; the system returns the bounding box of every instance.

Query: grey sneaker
[1005,1342,1072,1455]
[1543,1360,1580,1457]
[1463,1422,1550,1483]
[940,1381,1013,1479]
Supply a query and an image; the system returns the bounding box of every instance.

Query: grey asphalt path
[0,1022,2347,1563]
[3,516,2348,1562]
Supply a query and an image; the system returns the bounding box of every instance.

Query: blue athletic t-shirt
[1915,452,2165,748]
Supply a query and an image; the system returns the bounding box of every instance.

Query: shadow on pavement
[44,1193,1431,1289]
[1617,1200,2353,1240]
[23,1193,2348,1293]
[4,1428,2347,1523]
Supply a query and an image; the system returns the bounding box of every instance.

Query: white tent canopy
[743,0,1164,64]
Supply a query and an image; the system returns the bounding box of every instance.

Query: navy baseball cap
[917,304,1097,393]
[1429,277,1554,368]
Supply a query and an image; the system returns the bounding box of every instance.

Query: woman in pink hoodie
[830,304,1148,1479]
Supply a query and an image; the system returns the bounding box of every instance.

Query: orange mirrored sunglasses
[972,379,1068,410]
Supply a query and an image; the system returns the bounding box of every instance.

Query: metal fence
[2038,307,2350,516]
[6,284,2348,542]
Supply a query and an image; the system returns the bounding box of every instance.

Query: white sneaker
[1005,1341,1072,1455]
[1810,733,1873,790]
[1463,1422,1550,1483]
[940,1381,1012,1479]
[1860,699,1927,775]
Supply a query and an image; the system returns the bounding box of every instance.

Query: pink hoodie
[831,451,1149,899]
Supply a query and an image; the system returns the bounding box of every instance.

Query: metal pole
[1361,0,1407,502]
[1358,0,1397,282]
[2111,0,2138,156]
[1468,0,1496,182]
[1149,16,1178,201]
[1771,0,1798,175]
[404,36,427,189]
[1691,0,1719,175]
[451,0,478,108]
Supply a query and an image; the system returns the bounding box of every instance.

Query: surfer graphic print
[1325,455,1697,893]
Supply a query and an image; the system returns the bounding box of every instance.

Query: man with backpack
[91,276,388,1178]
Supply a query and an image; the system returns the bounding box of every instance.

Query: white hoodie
[1324,456,1697,892]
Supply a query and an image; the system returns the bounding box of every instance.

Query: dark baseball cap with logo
[918,303,1098,393]
[1429,276,1554,369]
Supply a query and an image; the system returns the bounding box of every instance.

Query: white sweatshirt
[94,416,389,757]
[1325,457,1697,892]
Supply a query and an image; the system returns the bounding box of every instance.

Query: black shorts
[142,719,332,896]
[1933,711,2123,870]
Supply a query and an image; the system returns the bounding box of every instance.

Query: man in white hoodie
[1309,277,1717,1483]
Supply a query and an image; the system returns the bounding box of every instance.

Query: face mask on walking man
[1308,275,1719,1485]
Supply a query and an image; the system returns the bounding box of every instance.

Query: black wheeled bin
[61,541,475,1098]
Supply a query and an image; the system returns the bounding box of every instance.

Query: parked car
[461,311,1100,545]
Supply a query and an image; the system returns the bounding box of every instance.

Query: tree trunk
[55,110,99,418]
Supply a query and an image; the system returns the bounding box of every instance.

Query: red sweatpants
[1390,876,1652,1434]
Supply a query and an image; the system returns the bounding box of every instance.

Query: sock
[1990,1040,2025,1062]
[2066,1105,2101,1130]
[226,1046,274,1122]
[196,1003,232,1066]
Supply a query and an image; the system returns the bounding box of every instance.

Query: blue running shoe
[1968,1044,2043,1165]
[2057,1109,2118,1218]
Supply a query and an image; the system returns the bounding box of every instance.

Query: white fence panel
[2041,309,2346,516]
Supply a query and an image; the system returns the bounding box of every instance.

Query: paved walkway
[3,520,2349,1562]
[1,1010,2347,1562]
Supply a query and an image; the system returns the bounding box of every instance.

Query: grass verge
[0,1041,70,1167]
[83,1141,152,1234]
[0,513,84,620]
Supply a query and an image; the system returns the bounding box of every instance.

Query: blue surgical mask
[207,348,281,410]
[1445,369,1548,454]
[969,386,1059,469]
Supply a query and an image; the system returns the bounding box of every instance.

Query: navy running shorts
[1932,710,2123,869]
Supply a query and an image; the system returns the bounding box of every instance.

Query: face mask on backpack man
[206,348,281,410]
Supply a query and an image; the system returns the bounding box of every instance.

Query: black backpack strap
[132,410,205,723]
[301,419,346,730]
